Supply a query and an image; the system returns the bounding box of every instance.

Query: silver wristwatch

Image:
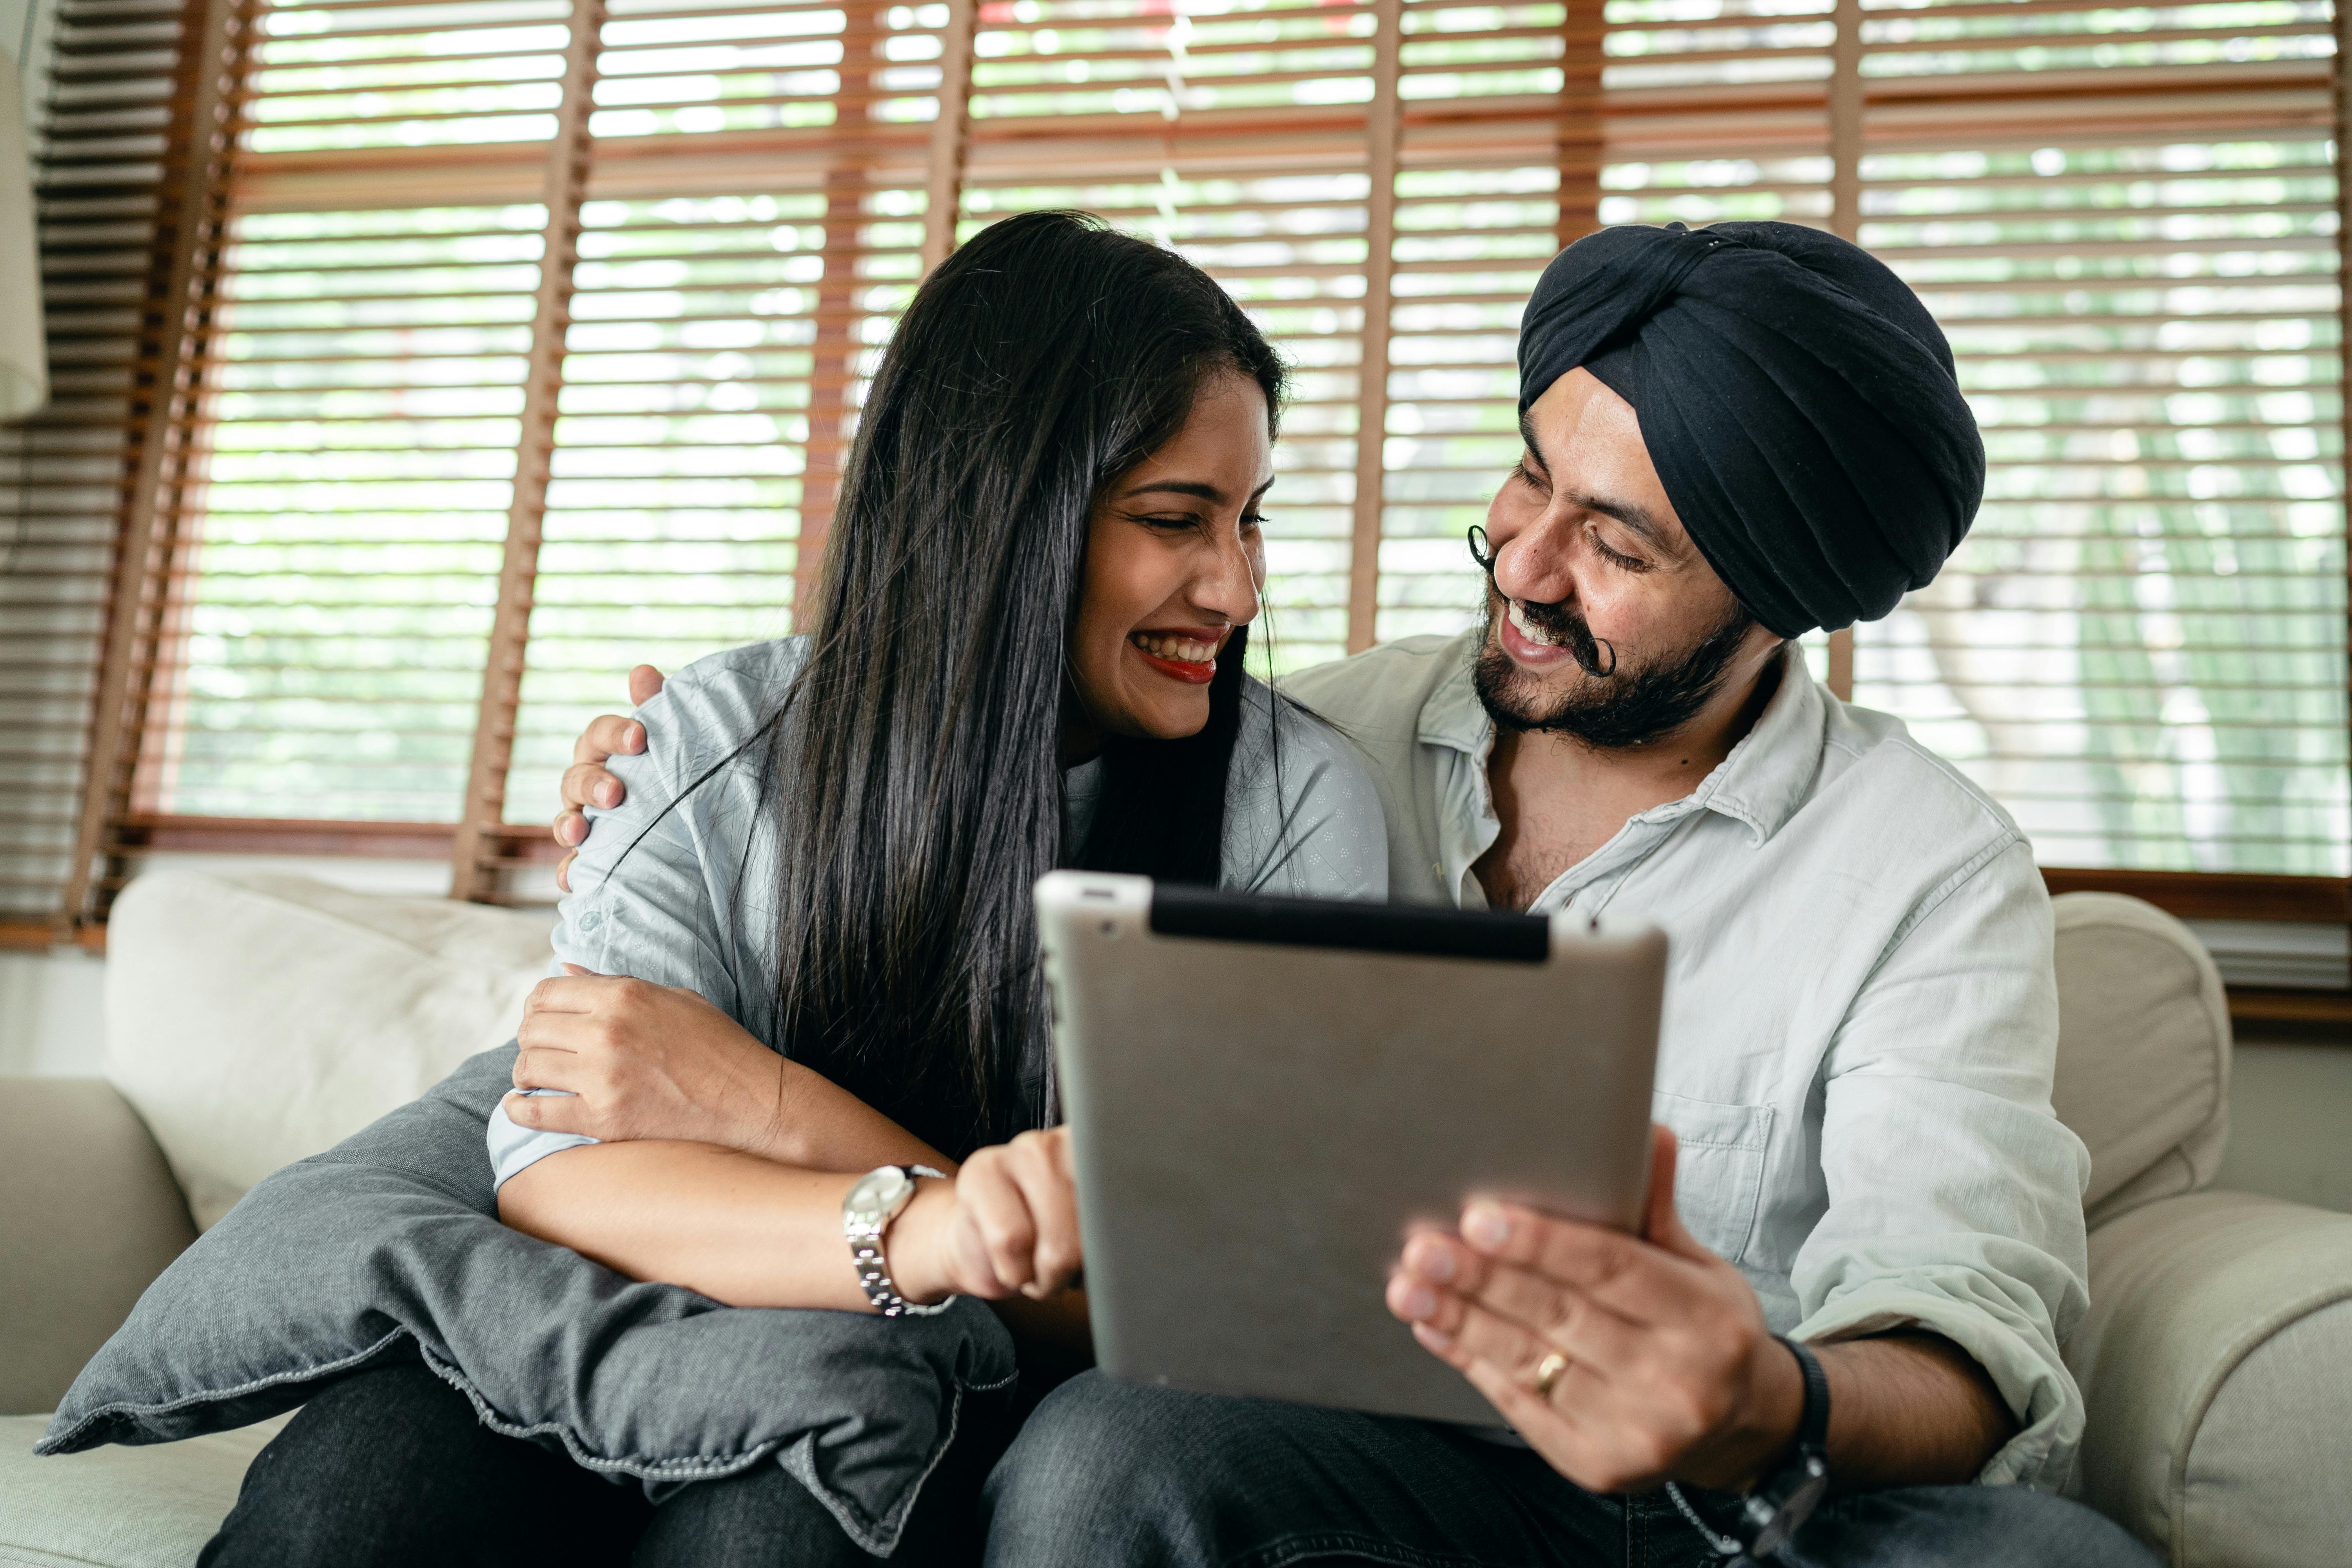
[842,1163,953,1317]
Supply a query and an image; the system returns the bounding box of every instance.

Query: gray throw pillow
[38,1046,1017,1557]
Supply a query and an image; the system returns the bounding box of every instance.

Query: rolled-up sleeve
[489,651,776,1189]
[550,675,747,1005]
[1788,834,2093,1490]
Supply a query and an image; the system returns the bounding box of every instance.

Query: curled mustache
[1467,525,1618,679]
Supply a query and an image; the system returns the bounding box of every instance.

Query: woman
[201,210,1386,1566]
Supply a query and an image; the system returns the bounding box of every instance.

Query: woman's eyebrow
[1122,480,1226,503]
[1120,477,1277,504]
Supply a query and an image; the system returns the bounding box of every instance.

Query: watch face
[847,1166,913,1218]
[1749,1463,1829,1557]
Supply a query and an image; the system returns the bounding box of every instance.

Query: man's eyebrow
[1574,490,1673,551]
[1517,411,1551,477]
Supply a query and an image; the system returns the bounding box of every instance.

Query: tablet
[1035,870,1666,1428]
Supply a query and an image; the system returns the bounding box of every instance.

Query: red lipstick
[1133,647,1218,685]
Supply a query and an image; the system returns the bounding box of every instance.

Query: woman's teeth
[1506,599,1563,648]
[1130,631,1221,664]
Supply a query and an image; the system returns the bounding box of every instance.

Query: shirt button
[578,910,603,932]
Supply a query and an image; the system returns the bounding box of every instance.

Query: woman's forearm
[497,1140,884,1309]
[765,1061,958,1175]
[497,1133,1097,1351]
[502,972,955,1177]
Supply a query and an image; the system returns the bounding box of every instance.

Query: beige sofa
[3,870,2349,1567]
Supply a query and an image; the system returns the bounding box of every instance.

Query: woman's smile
[1128,626,1230,686]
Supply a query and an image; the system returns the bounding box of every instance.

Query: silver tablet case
[1037,870,1666,1428]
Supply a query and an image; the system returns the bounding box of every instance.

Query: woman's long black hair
[770,211,1286,1158]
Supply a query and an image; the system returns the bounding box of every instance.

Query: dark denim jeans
[198,1361,1005,1568]
[200,1361,2164,1568]
[978,1372,2165,1568]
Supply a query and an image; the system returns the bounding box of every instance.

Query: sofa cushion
[0,1079,195,1415]
[2048,893,2230,1228]
[104,869,555,1230]
[0,1412,285,1568]
[2066,1189,2352,1566]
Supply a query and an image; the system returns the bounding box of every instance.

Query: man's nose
[1489,508,1579,607]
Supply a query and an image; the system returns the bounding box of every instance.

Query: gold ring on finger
[1531,1350,1569,1399]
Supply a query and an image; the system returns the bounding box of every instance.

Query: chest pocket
[1651,1091,1774,1265]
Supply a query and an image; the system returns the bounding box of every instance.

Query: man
[552,222,2155,1564]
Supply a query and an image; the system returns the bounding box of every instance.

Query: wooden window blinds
[0,0,2343,939]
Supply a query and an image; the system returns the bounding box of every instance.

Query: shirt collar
[1417,631,1495,755]
[1419,637,1825,846]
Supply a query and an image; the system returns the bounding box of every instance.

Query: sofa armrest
[0,1077,196,1414]
[2067,1189,2352,1568]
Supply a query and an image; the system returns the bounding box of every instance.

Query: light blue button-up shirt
[1286,631,2094,1490]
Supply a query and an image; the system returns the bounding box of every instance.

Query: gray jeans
[979,1372,2161,1568]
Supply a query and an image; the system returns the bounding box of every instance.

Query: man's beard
[1472,593,1759,751]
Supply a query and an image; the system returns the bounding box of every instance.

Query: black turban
[1515,221,1984,637]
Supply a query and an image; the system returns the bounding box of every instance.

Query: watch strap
[1783,1335,1830,1455]
[1728,1337,1832,1559]
[1669,1336,1833,1560]
[847,1164,953,1318]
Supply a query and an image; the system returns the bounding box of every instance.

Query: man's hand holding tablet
[1387,1123,1806,1496]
